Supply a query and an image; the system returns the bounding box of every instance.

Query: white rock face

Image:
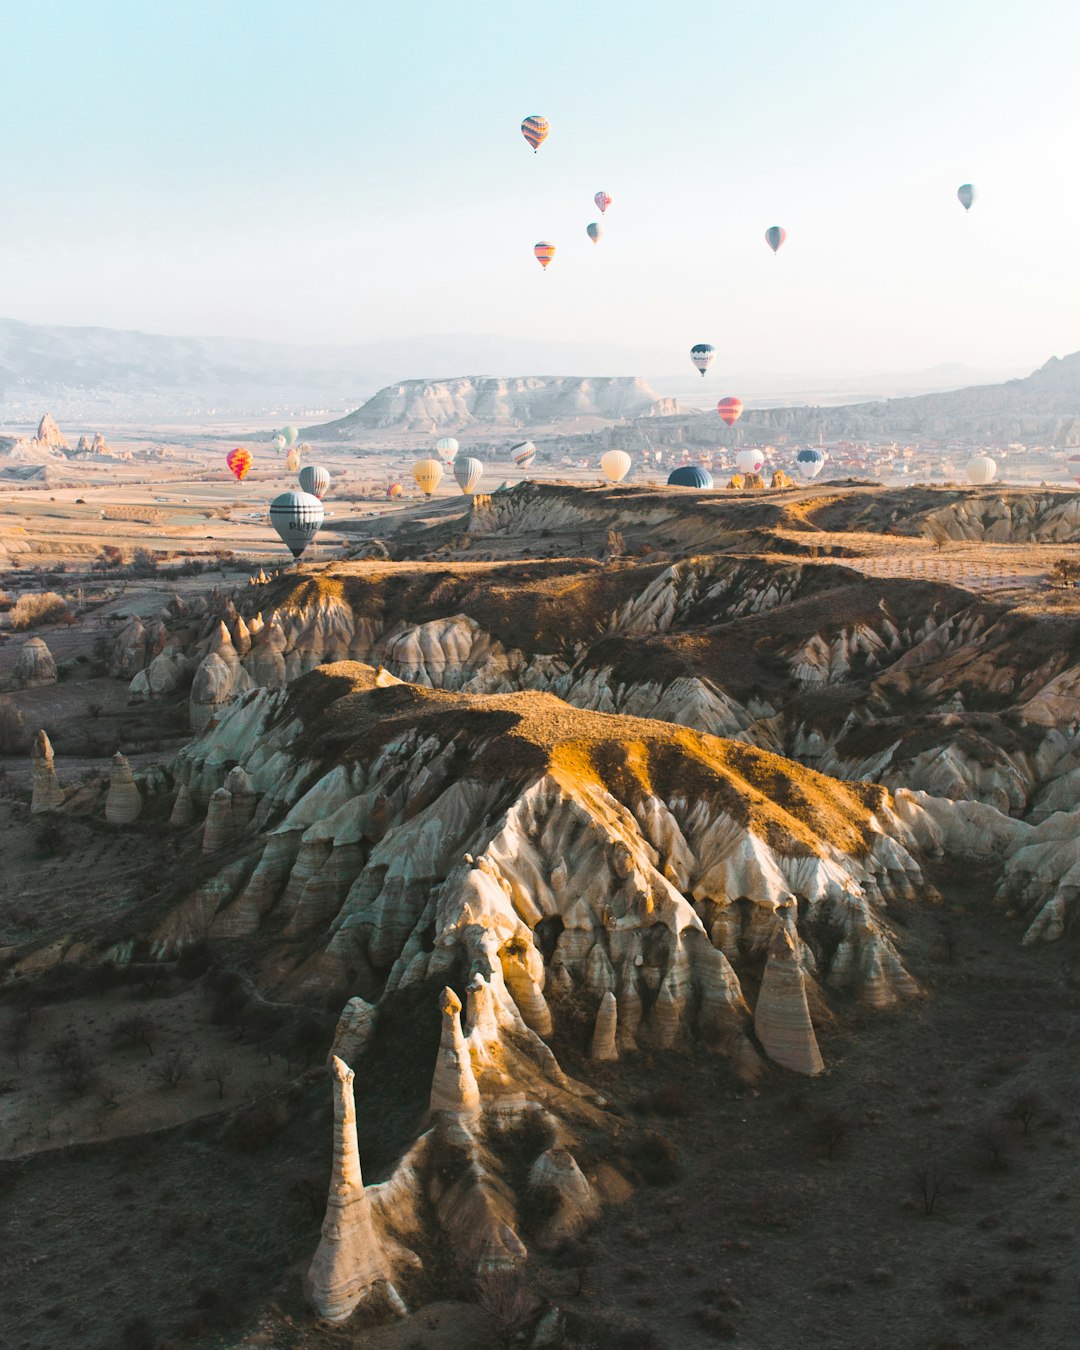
[14,637,57,687]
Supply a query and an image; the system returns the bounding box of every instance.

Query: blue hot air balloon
[795,448,826,481]
[667,465,714,489]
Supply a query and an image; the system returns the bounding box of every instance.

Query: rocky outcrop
[35,413,68,450]
[753,920,824,1075]
[14,637,57,687]
[306,1058,407,1322]
[104,752,142,825]
[30,730,64,812]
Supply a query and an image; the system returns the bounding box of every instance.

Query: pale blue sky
[0,0,1077,375]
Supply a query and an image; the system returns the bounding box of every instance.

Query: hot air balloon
[271,433,286,453]
[765,226,787,254]
[226,447,251,482]
[795,448,825,481]
[957,183,975,211]
[413,458,444,498]
[600,450,631,483]
[295,441,312,460]
[736,449,765,475]
[453,456,484,495]
[286,447,301,473]
[512,441,537,469]
[691,344,715,377]
[282,426,299,446]
[594,191,612,214]
[966,454,997,486]
[668,465,713,489]
[435,437,459,468]
[586,222,604,244]
[521,115,549,152]
[534,242,556,270]
[299,464,330,499]
[269,489,323,559]
[717,397,743,426]
[387,482,403,499]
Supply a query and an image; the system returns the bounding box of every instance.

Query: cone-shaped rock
[169,783,194,827]
[30,730,64,813]
[15,637,57,688]
[589,991,619,1062]
[429,987,480,1116]
[307,1057,398,1322]
[202,787,233,853]
[105,752,142,825]
[754,926,824,1076]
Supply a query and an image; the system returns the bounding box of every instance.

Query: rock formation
[105,752,142,825]
[753,918,824,1076]
[30,730,64,812]
[35,413,68,450]
[14,637,57,687]
[306,1058,405,1322]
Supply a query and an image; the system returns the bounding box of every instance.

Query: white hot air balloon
[269,489,324,558]
[966,454,997,486]
[511,441,537,469]
[600,449,632,483]
[413,458,444,498]
[795,448,825,481]
[435,436,459,463]
[735,448,765,475]
[453,456,484,494]
[299,464,331,499]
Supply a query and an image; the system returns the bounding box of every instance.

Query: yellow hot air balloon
[412,458,444,498]
[600,450,632,483]
[286,447,300,472]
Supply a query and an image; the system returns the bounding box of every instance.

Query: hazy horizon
[2,0,1078,380]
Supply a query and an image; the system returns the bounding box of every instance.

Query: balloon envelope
[534,241,556,269]
[436,436,459,461]
[594,191,612,213]
[586,221,604,244]
[286,447,300,472]
[957,183,975,211]
[765,226,787,253]
[453,456,484,494]
[521,114,550,151]
[511,441,537,468]
[387,482,403,499]
[271,433,286,452]
[269,489,323,558]
[226,447,251,482]
[690,343,715,376]
[667,465,713,489]
[966,454,997,485]
[717,397,743,426]
[413,458,444,497]
[600,450,632,483]
[795,448,825,480]
[282,426,299,446]
[299,464,330,499]
[736,449,765,475]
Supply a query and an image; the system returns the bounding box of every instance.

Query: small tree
[812,1110,850,1161]
[114,1014,157,1057]
[202,1057,232,1100]
[912,1158,945,1215]
[0,698,29,754]
[1005,1091,1042,1135]
[154,1050,193,1090]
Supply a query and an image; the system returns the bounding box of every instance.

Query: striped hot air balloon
[717,397,743,426]
[453,456,484,495]
[534,241,556,270]
[512,441,537,469]
[594,191,612,214]
[521,115,549,152]
[386,482,403,499]
[226,447,252,482]
[691,344,715,377]
[299,464,330,499]
[765,225,787,254]
[795,448,825,481]
[436,436,459,463]
[269,490,323,558]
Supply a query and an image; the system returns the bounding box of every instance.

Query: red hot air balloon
[717,397,743,427]
[765,225,787,254]
[226,446,252,481]
[521,115,549,152]
[594,191,612,213]
[534,241,556,270]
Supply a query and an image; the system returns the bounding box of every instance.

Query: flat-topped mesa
[104,752,142,825]
[30,729,64,813]
[306,1057,405,1323]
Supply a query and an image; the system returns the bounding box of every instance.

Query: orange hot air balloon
[521,115,550,152]
[286,446,300,472]
[717,397,743,427]
[387,482,403,499]
[227,447,252,481]
[534,241,556,270]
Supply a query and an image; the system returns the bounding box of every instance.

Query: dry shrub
[474,1267,536,1338]
[0,697,29,753]
[10,591,68,629]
